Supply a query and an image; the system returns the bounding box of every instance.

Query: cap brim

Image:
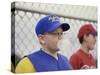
[60,23,70,31]
[47,23,70,33]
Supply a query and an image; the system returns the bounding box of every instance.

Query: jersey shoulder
[15,57,36,73]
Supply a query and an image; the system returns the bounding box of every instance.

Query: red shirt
[70,49,96,69]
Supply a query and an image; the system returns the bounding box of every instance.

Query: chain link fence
[11,2,97,66]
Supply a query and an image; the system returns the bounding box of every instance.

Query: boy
[70,24,97,69]
[15,15,72,73]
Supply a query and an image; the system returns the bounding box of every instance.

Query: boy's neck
[41,47,58,60]
[81,44,90,54]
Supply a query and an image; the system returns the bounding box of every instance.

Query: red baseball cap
[78,23,97,39]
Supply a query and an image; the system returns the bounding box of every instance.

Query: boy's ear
[38,34,46,45]
[83,34,88,42]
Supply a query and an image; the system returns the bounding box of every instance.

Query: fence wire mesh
[11,2,97,61]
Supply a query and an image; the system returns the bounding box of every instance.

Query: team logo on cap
[48,16,60,22]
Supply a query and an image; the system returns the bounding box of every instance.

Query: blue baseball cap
[35,15,70,36]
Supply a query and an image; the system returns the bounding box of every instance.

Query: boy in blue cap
[15,15,72,73]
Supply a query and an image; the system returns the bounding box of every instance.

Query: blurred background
[11,1,97,70]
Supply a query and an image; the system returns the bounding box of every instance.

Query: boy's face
[84,33,97,50]
[39,27,63,53]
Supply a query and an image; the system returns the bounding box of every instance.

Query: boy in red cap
[69,23,97,69]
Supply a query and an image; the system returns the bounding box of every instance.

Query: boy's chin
[89,47,94,51]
